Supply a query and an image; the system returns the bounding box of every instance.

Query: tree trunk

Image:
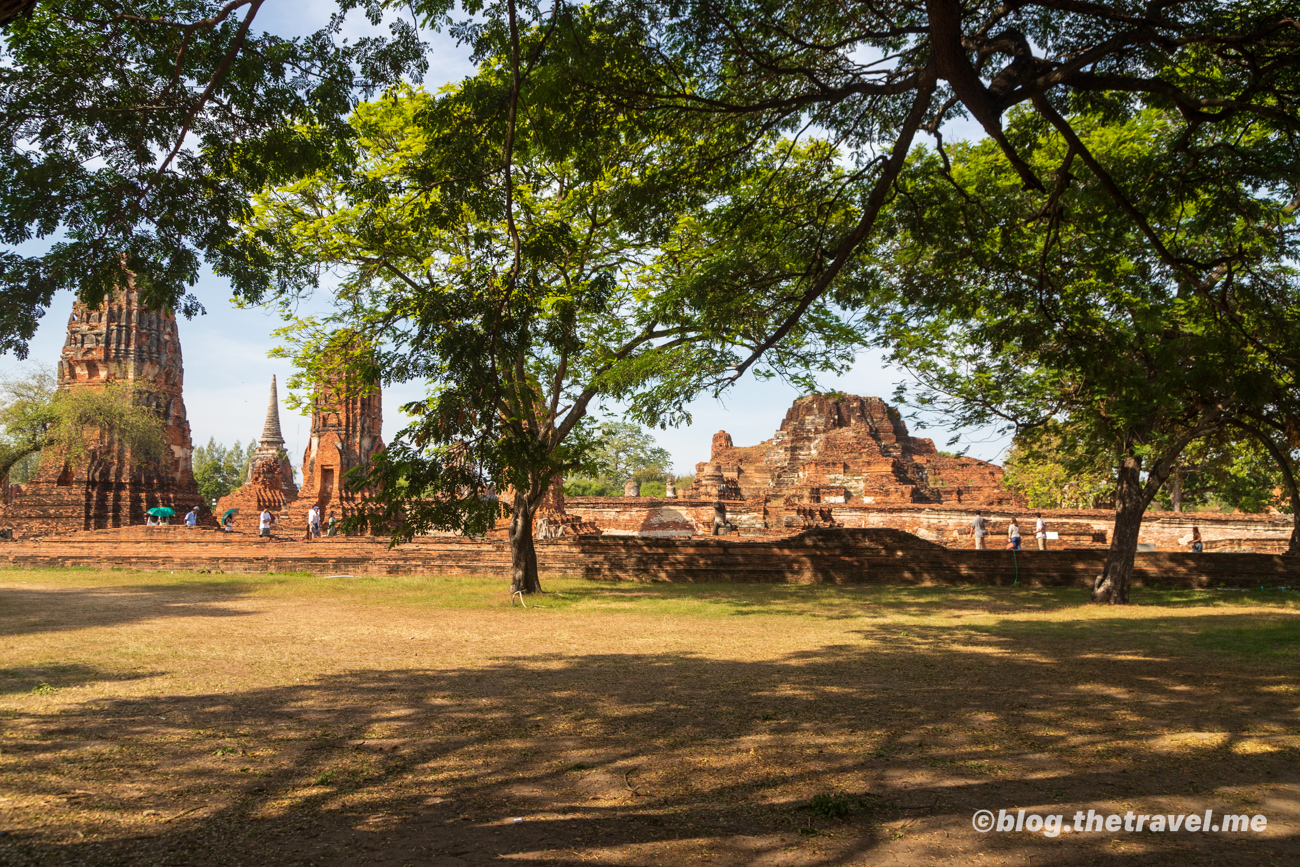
[508,487,542,595]
[1242,425,1300,556]
[1092,456,1147,605]
[0,442,42,484]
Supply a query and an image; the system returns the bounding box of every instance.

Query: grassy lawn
[0,567,1297,866]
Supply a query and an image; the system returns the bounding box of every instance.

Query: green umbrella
[146,507,175,517]
[221,509,238,520]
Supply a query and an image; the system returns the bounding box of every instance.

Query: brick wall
[2,526,1296,589]
[563,498,1294,552]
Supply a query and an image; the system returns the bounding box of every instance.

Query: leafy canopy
[251,66,863,541]
[0,0,426,356]
[0,365,167,481]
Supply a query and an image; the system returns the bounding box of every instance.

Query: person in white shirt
[259,509,274,538]
[308,505,322,539]
[185,506,200,527]
[1035,514,1047,550]
[971,512,988,550]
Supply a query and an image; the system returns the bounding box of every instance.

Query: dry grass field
[0,567,1297,866]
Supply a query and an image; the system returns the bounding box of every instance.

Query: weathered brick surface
[0,284,206,536]
[683,394,1018,513]
[297,373,383,521]
[2,526,1295,589]
[562,497,1293,552]
[214,376,297,528]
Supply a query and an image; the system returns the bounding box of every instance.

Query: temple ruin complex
[1,319,1293,556]
[684,394,1017,507]
[1,284,205,535]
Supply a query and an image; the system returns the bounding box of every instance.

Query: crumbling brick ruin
[214,376,298,525]
[684,394,1018,509]
[297,371,384,520]
[1,284,205,535]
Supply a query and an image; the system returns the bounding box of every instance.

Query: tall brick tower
[213,376,300,526]
[297,373,383,519]
[245,375,299,497]
[3,283,205,534]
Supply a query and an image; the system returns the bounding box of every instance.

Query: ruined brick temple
[685,393,1016,507]
[214,376,299,521]
[1,285,204,534]
[296,372,384,519]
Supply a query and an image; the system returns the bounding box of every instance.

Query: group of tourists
[254,505,338,540]
[971,512,1207,552]
[143,505,203,527]
[142,505,339,538]
[970,511,1049,551]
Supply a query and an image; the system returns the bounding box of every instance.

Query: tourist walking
[185,506,200,527]
[972,511,988,550]
[1035,513,1047,550]
[1007,519,1022,551]
[259,508,274,538]
[326,511,337,537]
[308,505,322,539]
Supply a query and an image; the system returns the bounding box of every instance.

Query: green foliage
[866,102,1300,596]
[638,479,667,497]
[7,450,40,485]
[562,477,621,497]
[0,0,426,357]
[1,365,167,481]
[1154,436,1285,515]
[591,422,672,488]
[873,107,1294,502]
[249,61,860,564]
[191,438,253,505]
[0,365,57,479]
[1002,424,1115,511]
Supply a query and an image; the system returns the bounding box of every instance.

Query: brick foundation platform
[2,526,1297,590]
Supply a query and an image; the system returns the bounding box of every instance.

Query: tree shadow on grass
[553,581,1094,619]
[904,610,1300,663]
[0,623,1296,866]
[0,582,257,636]
[0,664,160,696]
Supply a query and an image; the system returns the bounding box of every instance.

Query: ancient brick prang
[215,376,298,528]
[683,394,1019,510]
[2,284,205,536]
[297,371,383,521]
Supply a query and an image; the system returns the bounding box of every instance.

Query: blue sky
[0,2,1011,475]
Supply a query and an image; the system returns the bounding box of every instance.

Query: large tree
[250,64,862,592]
[191,437,256,504]
[0,0,424,356]
[865,106,1296,603]
[588,421,672,489]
